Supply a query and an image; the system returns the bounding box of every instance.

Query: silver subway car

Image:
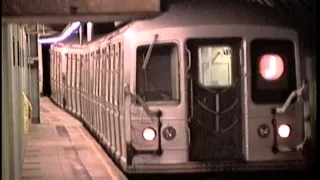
[50,1,311,174]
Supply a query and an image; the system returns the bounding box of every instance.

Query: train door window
[53,52,56,81]
[119,43,124,105]
[106,46,110,103]
[96,51,98,98]
[71,54,77,90]
[84,54,87,94]
[76,54,79,88]
[250,39,296,104]
[101,48,106,99]
[110,45,115,105]
[97,50,100,98]
[79,54,82,90]
[114,44,119,106]
[70,54,73,87]
[198,45,233,87]
[91,52,95,97]
[56,51,58,82]
[95,50,100,98]
[88,53,91,94]
[86,54,89,94]
[76,54,80,89]
[50,51,52,76]
[92,52,96,97]
[186,39,240,90]
[57,52,60,86]
[98,50,102,98]
[67,54,71,86]
[136,43,180,103]
[51,51,54,80]
[83,55,86,94]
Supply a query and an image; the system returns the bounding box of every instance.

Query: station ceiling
[2,0,315,51]
[2,0,161,23]
[2,0,315,23]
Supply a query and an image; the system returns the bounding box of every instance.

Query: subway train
[49,0,313,174]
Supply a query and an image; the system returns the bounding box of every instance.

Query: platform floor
[22,97,127,180]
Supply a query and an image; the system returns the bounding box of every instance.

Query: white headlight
[142,127,156,141]
[278,124,291,138]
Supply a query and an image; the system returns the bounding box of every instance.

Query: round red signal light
[259,54,284,81]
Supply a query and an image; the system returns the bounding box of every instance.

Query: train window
[198,45,233,87]
[251,39,297,104]
[136,43,179,103]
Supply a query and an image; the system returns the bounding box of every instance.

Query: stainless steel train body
[50,1,311,173]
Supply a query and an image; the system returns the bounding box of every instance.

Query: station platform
[22,97,128,180]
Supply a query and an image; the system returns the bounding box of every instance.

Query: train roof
[129,0,295,32]
[53,34,104,48]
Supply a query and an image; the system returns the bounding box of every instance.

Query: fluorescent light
[38,21,81,44]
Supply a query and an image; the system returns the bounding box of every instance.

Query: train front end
[122,2,310,174]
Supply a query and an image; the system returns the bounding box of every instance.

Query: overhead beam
[2,0,161,23]
[2,13,159,24]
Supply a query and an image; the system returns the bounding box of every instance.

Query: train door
[85,53,90,123]
[97,49,102,136]
[66,53,71,110]
[101,47,107,141]
[110,44,116,153]
[89,52,95,127]
[93,51,98,131]
[187,39,244,161]
[114,43,121,157]
[83,54,89,123]
[71,54,76,113]
[57,51,62,105]
[54,51,58,101]
[61,52,68,108]
[105,45,111,147]
[76,54,82,117]
[75,53,81,117]
[119,43,126,158]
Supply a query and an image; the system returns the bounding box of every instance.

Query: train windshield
[136,43,180,103]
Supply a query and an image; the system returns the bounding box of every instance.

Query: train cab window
[250,39,297,104]
[136,43,180,103]
[198,45,233,87]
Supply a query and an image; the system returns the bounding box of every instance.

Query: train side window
[250,39,297,104]
[136,43,180,103]
[198,45,233,87]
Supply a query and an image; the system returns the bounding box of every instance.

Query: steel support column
[28,25,41,123]
[2,23,14,180]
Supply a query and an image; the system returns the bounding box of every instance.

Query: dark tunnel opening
[42,44,51,97]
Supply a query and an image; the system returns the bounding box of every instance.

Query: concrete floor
[21,97,127,180]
